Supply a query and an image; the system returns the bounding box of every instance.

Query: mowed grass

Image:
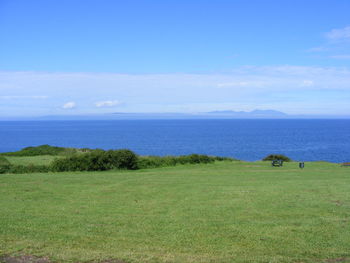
[4,155,61,166]
[0,161,349,263]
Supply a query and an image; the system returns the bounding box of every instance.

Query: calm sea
[0,119,349,163]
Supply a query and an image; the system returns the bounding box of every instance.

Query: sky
[0,0,350,117]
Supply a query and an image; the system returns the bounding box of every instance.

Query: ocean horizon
[1,119,349,163]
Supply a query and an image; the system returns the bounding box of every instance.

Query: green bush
[213,156,235,161]
[1,147,237,174]
[9,164,50,174]
[137,156,177,169]
[1,144,78,157]
[0,156,10,166]
[262,154,292,162]
[137,154,236,169]
[0,164,50,174]
[0,157,11,174]
[50,149,138,172]
[0,164,11,174]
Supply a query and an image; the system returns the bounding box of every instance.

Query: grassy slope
[0,161,349,263]
[4,156,61,166]
[0,156,10,166]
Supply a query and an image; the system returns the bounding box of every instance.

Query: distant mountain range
[1,109,349,120]
[105,109,289,119]
[206,109,288,117]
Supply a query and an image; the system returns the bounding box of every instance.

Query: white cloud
[62,101,76,109]
[308,26,350,56]
[95,100,121,107]
[307,46,329,52]
[301,80,314,87]
[217,81,249,88]
[1,66,350,115]
[325,26,350,41]
[216,80,268,89]
[0,95,48,99]
[329,55,350,59]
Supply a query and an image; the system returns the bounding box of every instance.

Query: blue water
[0,119,349,162]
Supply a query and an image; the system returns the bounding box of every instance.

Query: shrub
[0,164,11,174]
[213,156,236,161]
[137,154,236,169]
[1,144,78,157]
[177,154,213,164]
[0,157,11,174]
[0,164,50,174]
[9,164,50,174]
[0,156,10,166]
[106,149,139,170]
[50,149,138,172]
[1,147,237,173]
[262,154,292,162]
[137,156,178,169]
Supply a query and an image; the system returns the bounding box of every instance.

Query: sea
[0,119,349,163]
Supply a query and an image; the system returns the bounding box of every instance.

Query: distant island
[205,109,288,117]
[1,109,350,120]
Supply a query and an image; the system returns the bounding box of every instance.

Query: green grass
[4,155,62,166]
[0,156,10,166]
[0,161,349,263]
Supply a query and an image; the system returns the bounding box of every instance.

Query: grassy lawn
[4,156,62,166]
[0,161,349,263]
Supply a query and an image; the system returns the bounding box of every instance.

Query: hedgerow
[0,164,50,174]
[0,144,79,157]
[0,156,10,166]
[137,154,236,169]
[50,149,138,172]
[0,145,237,174]
[262,154,292,162]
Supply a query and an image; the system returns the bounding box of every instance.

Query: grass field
[0,161,349,263]
[4,155,61,166]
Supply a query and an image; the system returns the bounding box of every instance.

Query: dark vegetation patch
[51,149,138,172]
[0,144,89,157]
[0,156,10,166]
[0,164,50,174]
[137,154,236,169]
[262,154,292,162]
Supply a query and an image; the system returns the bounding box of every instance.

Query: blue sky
[0,0,350,116]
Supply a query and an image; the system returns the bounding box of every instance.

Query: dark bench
[271,159,283,167]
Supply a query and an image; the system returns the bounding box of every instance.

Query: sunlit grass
[4,155,61,166]
[0,161,349,262]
